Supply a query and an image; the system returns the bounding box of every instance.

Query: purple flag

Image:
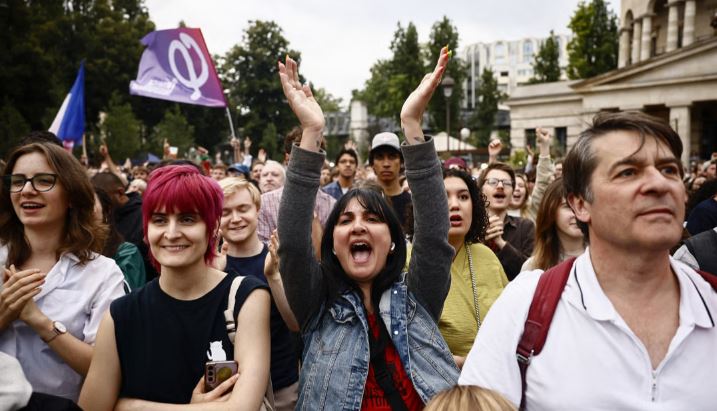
[130,28,227,107]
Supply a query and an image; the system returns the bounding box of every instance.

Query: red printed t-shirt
[361,314,423,410]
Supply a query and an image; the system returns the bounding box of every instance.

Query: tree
[530,30,562,84]
[355,22,424,122]
[221,20,302,159]
[425,16,466,134]
[101,93,142,162]
[151,106,195,157]
[566,0,619,79]
[470,68,504,147]
[0,101,30,158]
[312,87,343,113]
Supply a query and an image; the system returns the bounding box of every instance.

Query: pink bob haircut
[142,165,223,271]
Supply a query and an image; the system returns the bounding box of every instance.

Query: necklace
[465,243,481,330]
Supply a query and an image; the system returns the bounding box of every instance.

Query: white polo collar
[564,249,715,329]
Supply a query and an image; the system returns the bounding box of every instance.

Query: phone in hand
[204,360,238,391]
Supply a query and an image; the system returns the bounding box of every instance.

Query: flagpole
[225,106,236,138]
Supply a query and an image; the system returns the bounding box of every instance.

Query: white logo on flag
[168,33,209,101]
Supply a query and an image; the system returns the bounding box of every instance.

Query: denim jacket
[298,276,459,409]
[279,138,457,410]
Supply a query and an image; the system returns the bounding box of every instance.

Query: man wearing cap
[370,132,413,231]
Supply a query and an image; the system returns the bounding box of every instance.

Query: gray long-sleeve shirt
[278,137,454,327]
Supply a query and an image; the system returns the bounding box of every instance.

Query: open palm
[278,56,325,133]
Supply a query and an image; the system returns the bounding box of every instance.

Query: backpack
[515,257,717,411]
[684,229,717,275]
[224,276,275,411]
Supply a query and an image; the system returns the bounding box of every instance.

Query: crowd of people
[1,47,717,411]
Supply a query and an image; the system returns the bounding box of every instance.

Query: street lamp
[460,127,470,154]
[441,76,454,154]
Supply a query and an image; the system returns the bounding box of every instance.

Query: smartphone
[169,146,179,155]
[204,360,238,391]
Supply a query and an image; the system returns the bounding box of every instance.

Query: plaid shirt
[257,186,337,243]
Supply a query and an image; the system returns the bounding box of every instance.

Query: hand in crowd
[344,139,357,151]
[536,127,551,156]
[0,266,45,330]
[485,214,506,249]
[400,46,450,143]
[213,235,228,272]
[99,144,109,158]
[257,148,267,163]
[264,232,280,281]
[230,136,240,149]
[278,55,325,148]
[488,138,502,159]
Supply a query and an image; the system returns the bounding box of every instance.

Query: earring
[390,242,395,252]
[332,249,337,255]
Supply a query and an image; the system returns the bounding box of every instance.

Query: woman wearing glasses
[478,163,535,281]
[0,142,125,401]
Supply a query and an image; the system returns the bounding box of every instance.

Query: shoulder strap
[224,275,245,344]
[516,257,575,411]
[697,269,717,290]
[368,315,409,411]
[685,230,717,275]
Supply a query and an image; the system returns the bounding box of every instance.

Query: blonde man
[217,178,299,411]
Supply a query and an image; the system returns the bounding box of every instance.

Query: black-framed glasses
[484,178,513,188]
[3,174,58,193]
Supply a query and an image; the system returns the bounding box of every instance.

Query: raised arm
[276,56,327,328]
[400,47,455,321]
[526,127,555,221]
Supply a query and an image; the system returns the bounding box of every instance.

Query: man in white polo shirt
[460,111,717,410]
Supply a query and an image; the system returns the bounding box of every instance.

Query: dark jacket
[496,215,535,281]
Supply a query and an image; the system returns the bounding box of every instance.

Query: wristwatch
[43,321,67,344]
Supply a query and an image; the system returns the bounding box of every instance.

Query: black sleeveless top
[110,273,266,404]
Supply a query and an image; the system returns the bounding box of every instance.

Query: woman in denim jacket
[277,48,459,410]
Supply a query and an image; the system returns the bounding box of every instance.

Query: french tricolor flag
[49,62,85,151]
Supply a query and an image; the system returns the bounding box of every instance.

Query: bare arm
[100,144,129,187]
[79,312,122,411]
[112,289,272,411]
[265,232,300,332]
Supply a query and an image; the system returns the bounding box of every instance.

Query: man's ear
[567,193,591,225]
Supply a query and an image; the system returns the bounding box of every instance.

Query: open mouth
[493,193,507,201]
[449,215,463,227]
[350,242,372,263]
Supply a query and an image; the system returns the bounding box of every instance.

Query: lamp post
[460,127,470,154]
[441,76,454,155]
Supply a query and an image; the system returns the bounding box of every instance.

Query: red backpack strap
[516,257,576,411]
[696,270,717,291]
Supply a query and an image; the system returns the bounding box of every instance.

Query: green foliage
[355,22,424,121]
[259,123,279,161]
[312,87,343,113]
[530,31,562,84]
[101,93,142,161]
[221,20,302,159]
[0,101,30,159]
[470,69,504,147]
[508,149,528,169]
[566,0,619,79]
[0,0,154,134]
[151,106,195,157]
[425,16,466,134]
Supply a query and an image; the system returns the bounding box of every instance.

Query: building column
[683,0,696,46]
[669,105,691,166]
[640,14,654,61]
[631,19,642,63]
[619,27,632,67]
[666,1,682,52]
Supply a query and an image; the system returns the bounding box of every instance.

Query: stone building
[506,0,717,164]
[460,34,571,109]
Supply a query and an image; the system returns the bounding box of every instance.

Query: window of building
[525,128,536,149]
[500,71,509,77]
[554,127,567,157]
[495,43,505,64]
[523,40,534,63]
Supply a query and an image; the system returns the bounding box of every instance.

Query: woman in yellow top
[441,168,508,368]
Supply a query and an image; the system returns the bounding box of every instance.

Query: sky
[145,0,621,108]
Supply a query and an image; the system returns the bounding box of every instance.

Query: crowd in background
[1,50,717,411]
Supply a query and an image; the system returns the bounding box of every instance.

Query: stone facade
[506,0,717,163]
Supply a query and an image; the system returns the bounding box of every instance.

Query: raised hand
[278,56,325,150]
[258,148,267,163]
[400,46,450,143]
[488,139,503,157]
[536,127,552,156]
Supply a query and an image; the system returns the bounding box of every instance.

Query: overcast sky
[145,0,620,107]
